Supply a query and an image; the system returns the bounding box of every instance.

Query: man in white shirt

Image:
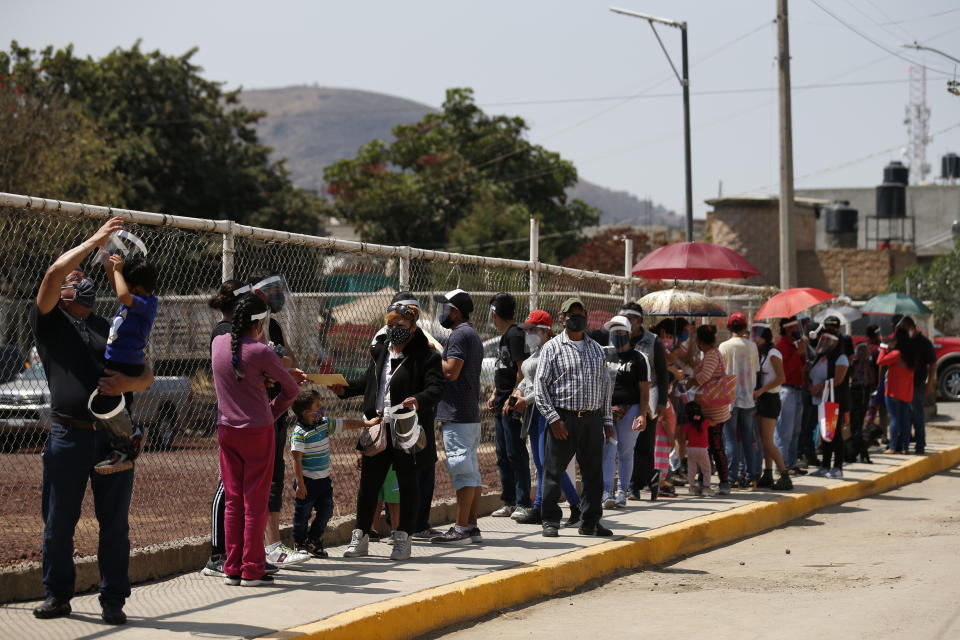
[718,312,760,489]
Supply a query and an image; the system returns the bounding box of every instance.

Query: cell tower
[904,65,931,183]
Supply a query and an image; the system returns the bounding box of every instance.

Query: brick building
[705,195,916,299]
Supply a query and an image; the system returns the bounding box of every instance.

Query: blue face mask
[678,332,689,342]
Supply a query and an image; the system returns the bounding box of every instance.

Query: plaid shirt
[534,331,613,428]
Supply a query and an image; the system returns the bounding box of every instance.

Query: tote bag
[700,355,737,408]
[818,378,840,443]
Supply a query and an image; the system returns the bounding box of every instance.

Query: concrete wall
[797,184,960,257]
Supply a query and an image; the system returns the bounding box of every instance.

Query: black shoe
[659,483,677,497]
[649,470,661,502]
[578,523,613,537]
[33,597,71,619]
[564,504,582,528]
[772,471,793,491]
[542,523,559,537]
[101,601,126,625]
[756,468,775,489]
[515,508,542,524]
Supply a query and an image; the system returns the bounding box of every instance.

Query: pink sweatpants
[218,424,275,580]
[687,446,712,490]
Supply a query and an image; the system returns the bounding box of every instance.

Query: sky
[5,0,960,220]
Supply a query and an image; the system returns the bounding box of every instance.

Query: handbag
[699,356,736,408]
[359,355,407,456]
[818,378,840,443]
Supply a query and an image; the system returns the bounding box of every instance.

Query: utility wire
[808,0,954,75]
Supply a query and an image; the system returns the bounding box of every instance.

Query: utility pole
[777,0,797,288]
[610,7,693,242]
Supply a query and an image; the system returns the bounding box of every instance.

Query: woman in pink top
[211,294,302,586]
[691,325,731,493]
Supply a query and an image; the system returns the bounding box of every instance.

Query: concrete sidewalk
[2,443,959,640]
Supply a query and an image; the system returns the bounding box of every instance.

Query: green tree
[887,240,960,333]
[323,88,598,263]
[1,41,327,234]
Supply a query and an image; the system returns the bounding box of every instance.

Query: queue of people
[30,220,938,625]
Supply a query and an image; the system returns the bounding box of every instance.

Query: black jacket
[342,328,444,471]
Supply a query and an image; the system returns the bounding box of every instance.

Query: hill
[239,85,681,228]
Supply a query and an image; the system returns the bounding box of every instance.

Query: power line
[808,0,954,75]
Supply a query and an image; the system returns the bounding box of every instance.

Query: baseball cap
[519,309,553,330]
[434,288,474,315]
[560,297,586,314]
[603,314,632,332]
[728,311,748,326]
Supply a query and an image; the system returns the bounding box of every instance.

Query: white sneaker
[826,468,844,479]
[602,491,617,509]
[264,542,310,567]
[614,490,627,508]
[343,529,369,558]
[491,504,515,517]
[510,506,533,521]
[390,531,411,561]
[808,467,828,477]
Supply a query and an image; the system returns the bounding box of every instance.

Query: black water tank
[876,183,906,218]
[883,161,909,186]
[824,200,858,248]
[943,153,960,179]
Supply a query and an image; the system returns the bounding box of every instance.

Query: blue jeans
[42,422,134,605]
[775,386,803,468]
[494,411,531,507]
[911,382,926,452]
[292,476,334,544]
[528,409,580,510]
[723,407,759,482]
[602,404,641,493]
[886,395,912,452]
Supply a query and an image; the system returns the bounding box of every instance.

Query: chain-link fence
[0,192,773,571]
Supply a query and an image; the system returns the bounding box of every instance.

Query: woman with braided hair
[211,293,303,586]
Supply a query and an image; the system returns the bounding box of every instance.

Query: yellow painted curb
[261,446,960,640]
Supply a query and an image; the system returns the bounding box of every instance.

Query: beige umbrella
[329,288,397,325]
[638,287,726,317]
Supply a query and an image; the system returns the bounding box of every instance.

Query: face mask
[390,325,412,345]
[439,303,455,329]
[312,407,325,425]
[678,331,689,342]
[525,331,541,353]
[790,329,802,340]
[662,337,675,351]
[565,315,588,333]
[611,333,630,349]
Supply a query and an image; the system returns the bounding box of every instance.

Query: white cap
[604,314,632,332]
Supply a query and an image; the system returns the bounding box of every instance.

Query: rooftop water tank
[943,153,960,180]
[824,200,858,248]
[883,161,909,186]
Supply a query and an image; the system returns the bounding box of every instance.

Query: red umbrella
[632,242,759,280]
[754,288,836,321]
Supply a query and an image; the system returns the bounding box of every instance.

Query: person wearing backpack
[331,296,444,560]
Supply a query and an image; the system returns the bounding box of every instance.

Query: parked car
[0,349,193,451]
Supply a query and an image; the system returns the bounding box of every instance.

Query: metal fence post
[529,217,539,312]
[623,237,634,303]
[399,247,411,291]
[222,221,235,281]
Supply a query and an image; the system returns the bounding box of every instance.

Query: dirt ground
[431,427,960,640]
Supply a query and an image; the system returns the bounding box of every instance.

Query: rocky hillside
[240,85,681,228]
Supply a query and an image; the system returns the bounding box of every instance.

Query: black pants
[268,416,289,513]
[822,426,845,470]
[210,479,226,556]
[708,423,729,484]
[416,462,436,532]
[355,451,419,535]
[630,414,658,492]
[849,384,872,461]
[799,390,818,460]
[541,409,603,527]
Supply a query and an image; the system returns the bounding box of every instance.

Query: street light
[901,42,960,96]
[610,6,694,242]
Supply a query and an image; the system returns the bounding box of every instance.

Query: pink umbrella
[754,288,836,321]
[632,242,759,281]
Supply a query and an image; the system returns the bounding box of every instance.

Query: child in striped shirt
[290,389,365,558]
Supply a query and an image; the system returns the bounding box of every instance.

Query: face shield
[609,327,631,351]
[92,229,149,269]
[816,331,840,355]
[749,323,769,344]
[235,275,297,318]
[384,403,425,452]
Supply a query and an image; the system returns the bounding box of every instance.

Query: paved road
[430,464,960,640]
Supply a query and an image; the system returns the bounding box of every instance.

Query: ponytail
[230,294,269,381]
